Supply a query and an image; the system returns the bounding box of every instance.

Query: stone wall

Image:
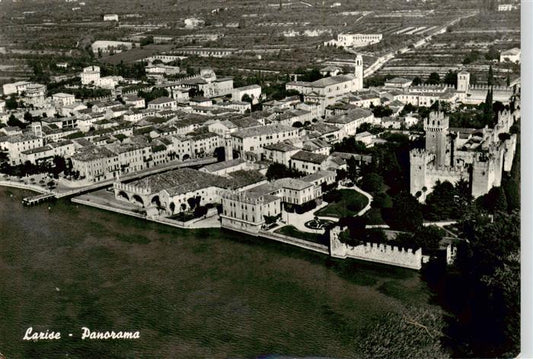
[329,226,423,270]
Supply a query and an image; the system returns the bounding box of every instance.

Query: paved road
[350,11,479,78]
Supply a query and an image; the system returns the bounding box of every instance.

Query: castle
[410,109,517,202]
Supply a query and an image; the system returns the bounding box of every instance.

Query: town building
[230,124,300,159]
[103,14,119,21]
[231,85,262,103]
[0,134,45,165]
[52,93,76,107]
[91,40,134,55]
[500,48,521,63]
[147,97,177,111]
[286,55,364,114]
[289,150,330,175]
[81,66,101,85]
[324,33,382,48]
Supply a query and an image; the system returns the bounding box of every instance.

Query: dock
[22,193,56,206]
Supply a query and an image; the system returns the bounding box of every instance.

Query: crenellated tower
[424,111,449,167]
[409,149,433,201]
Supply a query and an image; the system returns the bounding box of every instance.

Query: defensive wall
[329,226,423,270]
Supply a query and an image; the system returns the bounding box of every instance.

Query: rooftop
[301,170,336,183]
[128,168,230,196]
[291,150,328,164]
[263,141,300,152]
[274,177,313,191]
[71,145,116,161]
[201,158,246,172]
[148,97,175,105]
[232,124,295,139]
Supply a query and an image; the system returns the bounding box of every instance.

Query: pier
[22,193,55,206]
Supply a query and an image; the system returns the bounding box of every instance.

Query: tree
[7,115,25,128]
[424,181,458,220]
[346,156,358,182]
[414,225,445,251]
[361,172,384,194]
[372,105,393,118]
[443,70,457,87]
[24,111,33,123]
[412,76,423,86]
[138,88,169,104]
[5,95,18,110]
[481,186,508,214]
[358,306,450,359]
[241,93,253,103]
[483,87,494,126]
[265,163,303,181]
[451,211,520,357]
[486,46,499,61]
[426,72,441,85]
[386,191,423,231]
[487,65,494,86]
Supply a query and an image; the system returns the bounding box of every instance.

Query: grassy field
[274,225,324,244]
[0,188,433,358]
[315,189,369,218]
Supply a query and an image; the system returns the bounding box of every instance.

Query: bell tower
[354,54,363,90]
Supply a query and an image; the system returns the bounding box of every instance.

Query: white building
[289,150,329,175]
[500,48,520,63]
[81,66,101,85]
[123,95,145,108]
[325,33,382,48]
[231,85,262,103]
[147,97,177,111]
[52,93,76,107]
[0,134,45,165]
[263,141,300,167]
[2,81,32,96]
[230,124,300,159]
[146,65,181,78]
[103,14,119,21]
[91,40,133,55]
[221,190,282,233]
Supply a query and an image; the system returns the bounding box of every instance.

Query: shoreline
[72,194,331,255]
[0,180,52,195]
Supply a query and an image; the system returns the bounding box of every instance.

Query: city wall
[329,227,423,270]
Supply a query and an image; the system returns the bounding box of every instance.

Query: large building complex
[410,110,517,201]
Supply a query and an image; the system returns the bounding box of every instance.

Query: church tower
[354,54,363,90]
[424,111,449,167]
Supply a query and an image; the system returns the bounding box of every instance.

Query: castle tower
[457,70,470,93]
[409,149,431,202]
[354,54,363,90]
[472,153,495,198]
[424,111,449,167]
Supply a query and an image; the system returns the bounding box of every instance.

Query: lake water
[0,188,431,358]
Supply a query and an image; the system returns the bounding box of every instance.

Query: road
[349,10,480,79]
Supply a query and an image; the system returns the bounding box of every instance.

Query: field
[0,0,515,84]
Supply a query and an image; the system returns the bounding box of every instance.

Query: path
[314,184,374,220]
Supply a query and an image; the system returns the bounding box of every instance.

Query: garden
[315,189,369,218]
